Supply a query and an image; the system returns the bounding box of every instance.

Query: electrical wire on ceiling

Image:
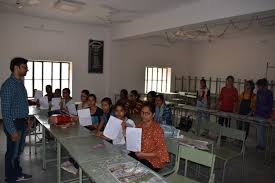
[167,15,275,43]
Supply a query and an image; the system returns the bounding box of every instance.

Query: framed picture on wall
[88,39,104,73]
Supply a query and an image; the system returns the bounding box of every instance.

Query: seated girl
[129,102,170,172]
[101,103,135,144]
[77,89,89,110]
[126,90,143,115]
[154,94,172,125]
[96,97,113,136]
[60,88,77,116]
[86,94,103,130]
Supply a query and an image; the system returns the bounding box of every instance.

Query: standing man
[1,57,32,183]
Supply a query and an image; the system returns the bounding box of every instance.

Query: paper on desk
[51,98,61,111]
[103,116,122,140]
[34,90,43,101]
[126,127,142,152]
[39,96,49,109]
[78,109,92,126]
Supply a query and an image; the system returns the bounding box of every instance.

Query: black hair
[114,102,126,111]
[55,89,61,93]
[226,75,235,81]
[156,94,164,101]
[246,80,255,91]
[81,89,89,96]
[101,97,112,106]
[130,90,140,99]
[46,85,52,90]
[63,88,70,95]
[256,78,268,87]
[89,94,97,101]
[10,57,28,72]
[120,89,128,96]
[142,102,155,114]
[147,91,157,98]
[200,78,206,85]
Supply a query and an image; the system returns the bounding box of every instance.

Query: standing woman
[196,78,210,133]
[77,89,89,110]
[129,102,169,172]
[218,76,239,127]
[237,80,256,139]
[255,79,273,151]
[1,57,32,182]
[126,90,143,115]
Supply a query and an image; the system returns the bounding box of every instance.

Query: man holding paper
[128,103,169,172]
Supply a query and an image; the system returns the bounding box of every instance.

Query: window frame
[144,66,171,93]
[25,60,72,98]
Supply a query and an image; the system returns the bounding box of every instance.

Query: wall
[110,37,193,96]
[0,12,111,117]
[190,29,275,81]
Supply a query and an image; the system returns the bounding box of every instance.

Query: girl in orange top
[129,102,170,172]
[237,80,256,139]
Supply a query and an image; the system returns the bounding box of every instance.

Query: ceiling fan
[0,0,40,9]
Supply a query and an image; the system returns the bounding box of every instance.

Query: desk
[172,104,275,165]
[35,114,168,183]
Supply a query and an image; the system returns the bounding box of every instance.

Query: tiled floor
[0,122,275,183]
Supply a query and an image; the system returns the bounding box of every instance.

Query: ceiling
[0,0,193,25]
[146,10,275,45]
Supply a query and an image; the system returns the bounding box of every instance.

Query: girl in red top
[129,102,170,172]
[218,76,239,127]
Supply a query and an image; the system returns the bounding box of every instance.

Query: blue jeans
[196,100,208,133]
[256,116,265,148]
[4,119,27,183]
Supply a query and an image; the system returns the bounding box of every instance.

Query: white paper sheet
[103,116,123,140]
[78,109,93,126]
[51,98,61,111]
[126,127,142,152]
[39,96,49,109]
[34,90,43,101]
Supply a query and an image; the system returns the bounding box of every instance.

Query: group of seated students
[39,86,172,174]
[197,76,273,151]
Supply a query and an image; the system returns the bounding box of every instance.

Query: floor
[0,121,275,183]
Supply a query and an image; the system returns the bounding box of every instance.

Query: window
[25,60,72,97]
[144,67,171,93]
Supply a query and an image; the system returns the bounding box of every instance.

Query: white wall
[190,30,275,81]
[110,37,193,95]
[0,12,111,100]
[0,12,111,117]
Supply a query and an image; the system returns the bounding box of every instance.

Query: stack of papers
[108,162,166,183]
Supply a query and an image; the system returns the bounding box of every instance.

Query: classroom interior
[0,0,275,183]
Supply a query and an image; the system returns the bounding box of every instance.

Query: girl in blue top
[96,97,113,136]
[86,94,103,131]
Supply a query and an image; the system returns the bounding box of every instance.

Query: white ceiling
[0,0,193,25]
